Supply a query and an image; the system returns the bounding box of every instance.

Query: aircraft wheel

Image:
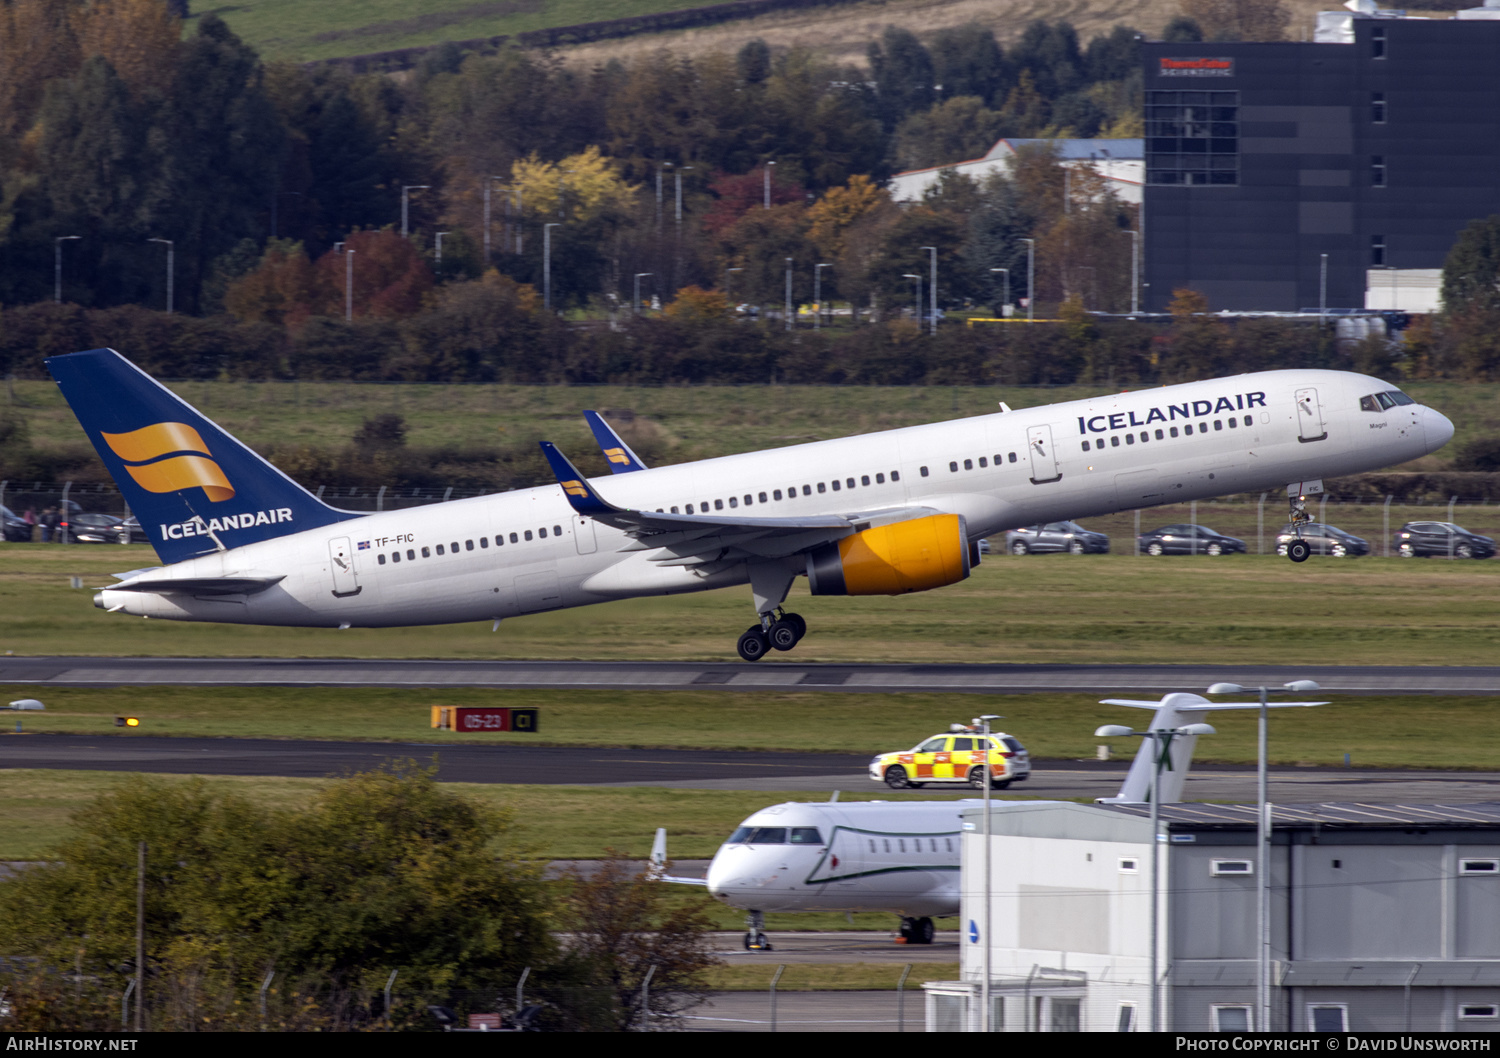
[1146,542,1164,556]
[1288,539,1311,563]
[769,620,799,652]
[736,627,770,662]
[915,918,936,944]
[884,765,910,790]
[780,612,807,642]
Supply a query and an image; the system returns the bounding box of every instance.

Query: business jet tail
[649,827,708,887]
[46,348,355,563]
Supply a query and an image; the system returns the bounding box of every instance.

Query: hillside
[215,0,1346,66]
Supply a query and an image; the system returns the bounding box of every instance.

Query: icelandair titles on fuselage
[159,508,294,541]
[1077,391,1266,435]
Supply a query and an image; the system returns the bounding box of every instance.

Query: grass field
[7,541,1500,665]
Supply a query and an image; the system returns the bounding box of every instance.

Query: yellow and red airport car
[869,727,1031,790]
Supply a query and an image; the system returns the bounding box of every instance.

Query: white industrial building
[925,801,1500,1031]
[889,138,1143,206]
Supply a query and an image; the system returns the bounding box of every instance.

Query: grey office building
[1141,12,1500,313]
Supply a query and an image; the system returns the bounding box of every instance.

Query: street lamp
[147,238,174,314]
[903,273,921,322]
[989,267,1009,317]
[544,222,561,311]
[972,713,1002,1034]
[814,263,831,330]
[1020,239,1036,321]
[1206,680,1324,1033]
[1094,719,1219,1033]
[634,272,652,315]
[763,160,776,210]
[54,236,80,304]
[921,246,937,335]
[401,185,430,238]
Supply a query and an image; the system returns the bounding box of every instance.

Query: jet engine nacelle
[806,513,971,596]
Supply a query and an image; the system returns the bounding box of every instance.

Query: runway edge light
[115,716,140,728]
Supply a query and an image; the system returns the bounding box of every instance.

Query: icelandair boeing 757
[49,349,1453,660]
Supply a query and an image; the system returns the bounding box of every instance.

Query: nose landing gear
[743,910,772,950]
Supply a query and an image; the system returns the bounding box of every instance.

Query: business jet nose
[1424,406,1455,454]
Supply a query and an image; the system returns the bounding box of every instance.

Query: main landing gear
[1285,485,1315,563]
[736,609,807,661]
[743,910,772,950]
[899,917,936,945]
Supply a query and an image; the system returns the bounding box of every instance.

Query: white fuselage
[96,369,1452,626]
[706,801,973,918]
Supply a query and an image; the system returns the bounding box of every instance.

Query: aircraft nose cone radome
[1425,407,1456,454]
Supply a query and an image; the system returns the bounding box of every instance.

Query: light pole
[814,263,831,330]
[974,713,1002,1034]
[763,160,776,209]
[1095,719,1219,1033]
[435,232,449,273]
[401,185,429,238]
[1128,229,1141,314]
[54,236,80,304]
[726,267,742,310]
[1020,239,1035,321]
[921,246,937,335]
[1206,680,1324,1033]
[989,267,1008,317]
[544,222,560,311]
[634,272,652,315]
[784,257,794,331]
[147,238,173,314]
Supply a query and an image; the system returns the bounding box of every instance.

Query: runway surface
[6,656,1500,694]
[7,732,1500,803]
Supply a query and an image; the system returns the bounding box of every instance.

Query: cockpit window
[789,827,823,844]
[728,826,754,843]
[1362,390,1416,411]
[745,827,787,844]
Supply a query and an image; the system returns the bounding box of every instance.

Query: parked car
[1394,521,1496,559]
[2,505,33,542]
[1005,521,1111,555]
[869,726,1031,790]
[117,516,149,544]
[1275,522,1370,558]
[65,512,128,544]
[1138,524,1246,556]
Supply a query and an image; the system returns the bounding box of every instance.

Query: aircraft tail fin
[46,349,356,564]
[584,410,649,473]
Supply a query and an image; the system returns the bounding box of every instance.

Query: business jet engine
[806,513,972,596]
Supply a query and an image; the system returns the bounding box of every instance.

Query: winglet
[538,441,617,517]
[584,411,649,473]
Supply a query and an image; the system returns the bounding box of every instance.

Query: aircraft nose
[1425,407,1455,453]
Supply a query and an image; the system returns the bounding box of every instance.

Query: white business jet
[655,692,1325,949]
[52,349,1451,660]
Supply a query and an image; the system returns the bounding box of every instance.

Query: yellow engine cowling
[806,513,972,596]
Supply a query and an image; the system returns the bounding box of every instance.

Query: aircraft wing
[584,410,650,473]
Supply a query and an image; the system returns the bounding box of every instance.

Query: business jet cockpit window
[788,827,823,844]
[1361,390,1415,411]
[727,826,788,844]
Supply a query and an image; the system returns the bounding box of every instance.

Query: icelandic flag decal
[357,541,370,550]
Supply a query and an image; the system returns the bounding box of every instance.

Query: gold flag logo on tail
[561,479,590,498]
[603,447,631,465]
[102,422,235,503]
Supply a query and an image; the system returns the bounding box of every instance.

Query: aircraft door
[573,515,597,555]
[1295,388,1327,443]
[1027,424,1062,484]
[327,537,360,597]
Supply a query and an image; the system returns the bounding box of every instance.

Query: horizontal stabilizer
[584,410,649,473]
[109,573,286,596]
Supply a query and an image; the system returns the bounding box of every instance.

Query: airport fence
[7,477,1500,558]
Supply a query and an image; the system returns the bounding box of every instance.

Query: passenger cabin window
[949,461,958,473]
[846,478,855,489]
[817,483,826,493]
[421,547,431,558]
[378,554,386,565]
[509,533,518,543]
[891,470,901,481]
[435,544,445,555]
[831,480,840,491]
[920,466,929,477]
[523,531,532,541]
[963,459,973,470]
[480,537,488,548]
[465,540,474,551]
